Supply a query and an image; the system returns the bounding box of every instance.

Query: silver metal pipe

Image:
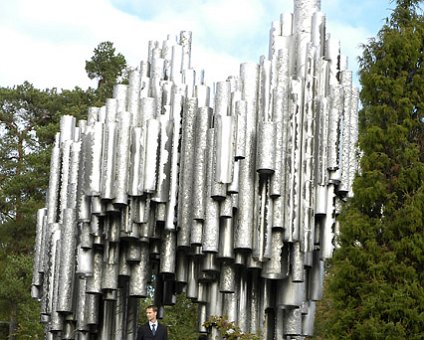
[175,249,188,283]
[348,87,359,197]
[285,79,303,243]
[57,208,77,313]
[222,287,238,324]
[261,229,287,279]
[75,277,88,331]
[128,127,143,196]
[214,114,235,184]
[186,257,199,300]
[47,134,61,224]
[128,69,141,123]
[101,241,120,291]
[126,297,139,340]
[152,117,173,202]
[33,1,359,336]
[164,85,184,231]
[90,196,104,216]
[210,127,227,200]
[113,112,132,205]
[270,121,283,197]
[248,270,261,334]
[234,100,247,160]
[202,197,220,253]
[338,70,353,194]
[86,247,103,294]
[177,97,198,247]
[143,118,160,193]
[219,261,235,293]
[308,250,324,300]
[76,247,93,277]
[59,115,76,145]
[277,276,306,308]
[284,307,302,336]
[218,217,234,260]
[237,267,249,332]
[59,140,72,221]
[170,44,183,84]
[190,219,203,246]
[84,122,103,196]
[118,246,131,277]
[291,241,305,282]
[302,301,317,336]
[32,208,46,292]
[234,63,259,251]
[192,107,212,220]
[129,242,150,296]
[321,183,336,259]
[113,84,128,114]
[101,121,117,200]
[160,229,176,275]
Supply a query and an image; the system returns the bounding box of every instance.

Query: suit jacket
[136,322,168,340]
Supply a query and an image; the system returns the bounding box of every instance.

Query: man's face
[146,308,157,322]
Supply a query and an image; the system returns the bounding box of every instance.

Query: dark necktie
[152,324,156,336]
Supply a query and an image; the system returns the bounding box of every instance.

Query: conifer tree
[0,84,94,338]
[316,1,424,339]
[85,41,127,103]
[0,41,124,337]
[0,82,59,338]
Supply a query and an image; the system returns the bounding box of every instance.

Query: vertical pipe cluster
[32,0,358,338]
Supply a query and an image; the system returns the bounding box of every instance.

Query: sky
[0,0,395,91]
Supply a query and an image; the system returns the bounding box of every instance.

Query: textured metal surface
[32,0,358,337]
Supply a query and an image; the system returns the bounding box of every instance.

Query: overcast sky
[0,0,394,91]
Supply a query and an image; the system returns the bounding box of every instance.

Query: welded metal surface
[32,0,358,338]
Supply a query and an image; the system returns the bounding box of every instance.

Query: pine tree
[316,1,424,339]
[85,41,127,103]
[0,83,94,338]
[0,82,59,338]
[0,41,126,337]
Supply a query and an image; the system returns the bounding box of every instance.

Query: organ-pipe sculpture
[32,0,359,338]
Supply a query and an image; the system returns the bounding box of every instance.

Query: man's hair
[146,304,158,312]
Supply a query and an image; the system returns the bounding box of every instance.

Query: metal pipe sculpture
[32,0,359,338]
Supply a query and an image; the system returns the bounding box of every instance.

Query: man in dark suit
[136,304,168,340]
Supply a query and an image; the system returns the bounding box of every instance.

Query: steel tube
[142,118,160,193]
[164,85,184,231]
[57,208,77,313]
[33,2,359,337]
[129,242,150,296]
[113,112,132,205]
[192,107,211,218]
[177,97,198,247]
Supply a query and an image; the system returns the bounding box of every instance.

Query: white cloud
[0,0,393,90]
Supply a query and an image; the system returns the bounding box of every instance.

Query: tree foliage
[203,315,260,340]
[0,253,44,339]
[163,293,199,340]
[0,82,82,338]
[85,41,127,102]
[315,1,424,339]
[0,82,56,251]
[0,43,107,338]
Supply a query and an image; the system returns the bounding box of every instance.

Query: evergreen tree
[0,40,126,338]
[163,293,199,340]
[316,1,424,339]
[85,41,127,103]
[0,82,56,251]
[0,82,59,338]
[0,83,94,338]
